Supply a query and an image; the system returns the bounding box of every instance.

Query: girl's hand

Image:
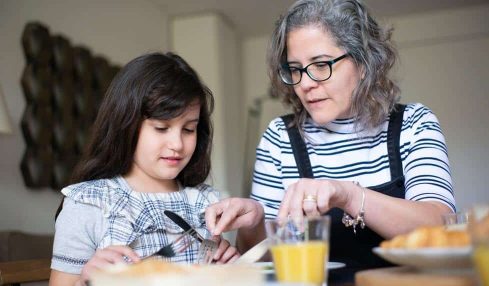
[277,179,357,221]
[205,198,264,236]
[80,245,140,283]
[211,236,240,264]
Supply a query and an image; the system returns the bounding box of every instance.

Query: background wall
[0,0,169,233]
[171,13,244,197]
[0,1,488,236]
[392,4,489,211]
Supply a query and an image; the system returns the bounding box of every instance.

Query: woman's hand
[80,245,140,283]
[205,198,264,236]
[211,236,240,264]
[277,179,358,221]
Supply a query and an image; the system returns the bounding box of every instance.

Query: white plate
[254,262,275,274]
[254,261,346,274]
[373,246,473,269]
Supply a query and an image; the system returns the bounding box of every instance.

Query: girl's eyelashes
[183,122,199,133]
[155,127,168,132]
[183,123,199,133]
[153,126,196,133]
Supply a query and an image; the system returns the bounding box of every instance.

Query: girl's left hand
[211,236,240,264]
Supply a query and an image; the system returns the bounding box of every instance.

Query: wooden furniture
[355,266,478,286]
[0,231,53,262]
[0,258,50,286]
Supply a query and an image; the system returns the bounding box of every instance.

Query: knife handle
[188,228,204,243]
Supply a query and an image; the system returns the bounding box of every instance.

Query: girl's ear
[359,64,366,80]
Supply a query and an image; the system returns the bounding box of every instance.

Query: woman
[206,0,454,275]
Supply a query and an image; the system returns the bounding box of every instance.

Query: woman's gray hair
[268,0,400,130]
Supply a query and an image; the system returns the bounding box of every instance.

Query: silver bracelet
[341,182,366,234]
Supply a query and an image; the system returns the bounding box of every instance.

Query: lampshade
[0,84,13,134]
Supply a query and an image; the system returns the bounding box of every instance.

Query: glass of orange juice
[468,204,489,286]
[265,216,331,286]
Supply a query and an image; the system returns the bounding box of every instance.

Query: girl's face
[286,25,361,125]
[128,102,200,192]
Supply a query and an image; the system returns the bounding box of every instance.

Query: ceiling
[149,0,488,37]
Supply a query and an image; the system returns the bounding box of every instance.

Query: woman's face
[286,25,361,125]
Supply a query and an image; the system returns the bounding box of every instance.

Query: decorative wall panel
[20,22,120,190]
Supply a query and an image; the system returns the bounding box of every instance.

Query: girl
[50,52,239,286]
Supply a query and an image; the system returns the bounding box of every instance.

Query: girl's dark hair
[71,52,214,187]
[268,0,400,130]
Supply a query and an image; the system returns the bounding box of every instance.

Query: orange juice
[474,245,489,286]
[271,241,329,285]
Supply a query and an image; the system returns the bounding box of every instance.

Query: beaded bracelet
[341,182,366,234]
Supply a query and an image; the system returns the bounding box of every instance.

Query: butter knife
[164,210,204,242]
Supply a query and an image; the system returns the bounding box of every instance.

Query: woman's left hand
[211,236,240,264]
[277,179,356,221]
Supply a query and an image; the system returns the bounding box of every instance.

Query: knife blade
[164,210,204,243]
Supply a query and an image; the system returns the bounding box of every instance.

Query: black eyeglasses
[279,54,350,85]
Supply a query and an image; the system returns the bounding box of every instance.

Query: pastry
[470,212,489,243]
[111,259,189,276]
[90,259,264,286]
[380,225,470,249]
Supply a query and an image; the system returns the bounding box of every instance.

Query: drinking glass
[443,211,470,231]
[265,216,331,286]
[468,204,489,286]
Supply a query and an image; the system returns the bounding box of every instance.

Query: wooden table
[355,266,478,286]
[0,258,51,285]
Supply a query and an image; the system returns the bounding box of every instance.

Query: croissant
[115,259,188,276]
[470,212,489,243]
[91,258,263,286]
[380,226,470,249]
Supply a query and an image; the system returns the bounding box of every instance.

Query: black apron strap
[281,114,314,178]
[386,104,406,180]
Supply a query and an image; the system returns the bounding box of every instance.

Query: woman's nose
[299,72,319,90]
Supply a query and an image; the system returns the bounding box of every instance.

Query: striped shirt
[52,176,219,274]
[251,103,455,218]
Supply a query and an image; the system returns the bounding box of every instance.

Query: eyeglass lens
[279,54,349,85]
[280,62,332,85]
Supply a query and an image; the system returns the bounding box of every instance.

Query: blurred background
[0,0,488,236]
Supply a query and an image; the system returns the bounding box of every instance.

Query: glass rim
[265,215,331,224]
